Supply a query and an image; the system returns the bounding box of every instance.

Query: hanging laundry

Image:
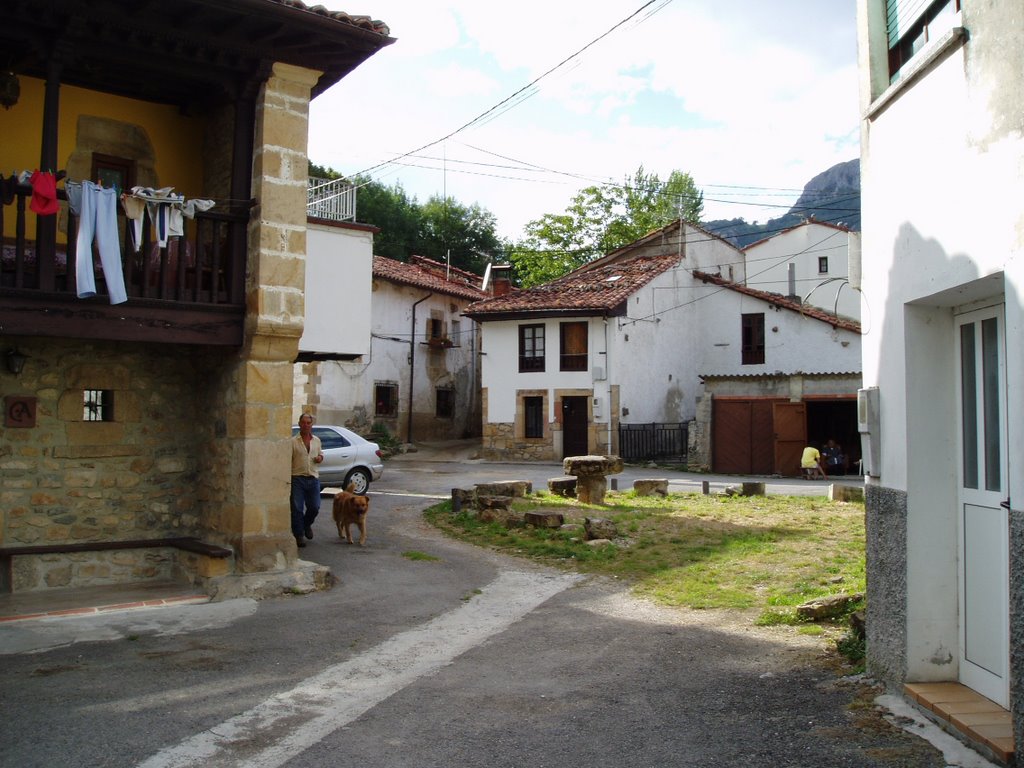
[75,180,127,305]
[29,170,59,215]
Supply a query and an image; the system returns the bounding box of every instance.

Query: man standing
[291,413,324,548]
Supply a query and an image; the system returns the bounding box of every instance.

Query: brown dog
[332,482,369,546]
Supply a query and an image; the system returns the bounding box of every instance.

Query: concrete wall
[857,0,1024,735]
[299,279,481,442]
[745,223,860,320]
[300,223,374,356]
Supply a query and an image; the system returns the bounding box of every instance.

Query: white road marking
[136,569,578,768]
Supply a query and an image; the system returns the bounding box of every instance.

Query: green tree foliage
[509,166,704,287]
[309,162,502,273]
[417,195,502,275]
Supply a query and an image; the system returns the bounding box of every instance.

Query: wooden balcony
[0,182,250,345]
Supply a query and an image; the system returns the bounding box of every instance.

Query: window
[886,0,960,83]
[83,389,114,421]
[524,396,544,438]
[313,427,350,450]
[436,388,455,419]
[818,256,829,274]
[559,321,588,372]
[519,324,545,372]
[427,317,445,341]
[91,153,135,195]
[741,313,765,365]
[375,382,398,417]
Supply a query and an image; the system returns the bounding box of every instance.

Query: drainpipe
[604,317,612,454]
[408,292,433,443]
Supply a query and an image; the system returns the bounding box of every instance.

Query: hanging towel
[29,170,58,215]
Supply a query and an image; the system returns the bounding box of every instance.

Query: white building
[466,220,861,471]
[858,0,1023,760]
[744,219,861,322]
[296,254,487,442]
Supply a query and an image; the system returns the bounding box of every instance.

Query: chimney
[787,263,798,301]
[490,264,512,296]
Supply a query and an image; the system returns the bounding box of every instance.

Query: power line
[349,0,671,179]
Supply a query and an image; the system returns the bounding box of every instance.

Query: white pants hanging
[75,181,127,305]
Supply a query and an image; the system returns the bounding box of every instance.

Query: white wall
[745,223,861,321]
[314,281,480,441]
[300,223,373,355]
[858,0,1024,682]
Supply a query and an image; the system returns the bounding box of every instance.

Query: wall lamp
[6,348,27,375]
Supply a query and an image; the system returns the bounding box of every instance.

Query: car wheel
[344,468,371,495]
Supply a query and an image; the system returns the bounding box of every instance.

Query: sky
[309,1,860,241]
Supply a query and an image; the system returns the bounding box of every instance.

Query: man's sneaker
[296,537,307,548]
[304,526,314,540]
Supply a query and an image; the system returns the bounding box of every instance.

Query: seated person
[821,439,847,475]
[801,444,827,479]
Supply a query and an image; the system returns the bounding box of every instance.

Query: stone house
[465,219,860,471]
[857,0,1023,761]
[0,1,392,597]
[296,255,488,442]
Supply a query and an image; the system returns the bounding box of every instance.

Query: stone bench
[475,480,532,497]
[563,455,624,504]
[0,537,234,592]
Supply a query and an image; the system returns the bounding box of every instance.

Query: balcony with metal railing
[307,176,356,223]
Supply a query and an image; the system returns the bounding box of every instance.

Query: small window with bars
[375,382,399,417]
[83,389,114,421]
[524,396,544,439]
[436,388,455,419]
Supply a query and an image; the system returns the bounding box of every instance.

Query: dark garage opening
[806,398,860,475]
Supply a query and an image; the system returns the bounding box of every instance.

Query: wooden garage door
[713,398,794,475]
[773,402,807,477]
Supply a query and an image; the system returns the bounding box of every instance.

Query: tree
[416,196,503,275]
[351,177,420,262]
[509,166,704,287]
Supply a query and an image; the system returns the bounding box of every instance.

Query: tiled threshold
[904,682,1014,765]
[0,581,209,623]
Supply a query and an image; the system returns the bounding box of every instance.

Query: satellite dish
[481,262,492,291]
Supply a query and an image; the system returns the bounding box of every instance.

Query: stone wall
[1,337,229,589]
[864,484,908,688]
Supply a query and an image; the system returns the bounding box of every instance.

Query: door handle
[1001,498,1011,510]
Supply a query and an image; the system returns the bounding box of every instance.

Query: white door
[955,305,1009,707]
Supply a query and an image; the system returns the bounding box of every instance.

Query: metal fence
[307,176,356,222]
[618,422,688,462]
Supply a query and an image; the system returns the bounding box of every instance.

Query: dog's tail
[345,482,356,493]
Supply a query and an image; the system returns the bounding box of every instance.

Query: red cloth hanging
[29,170,58,215]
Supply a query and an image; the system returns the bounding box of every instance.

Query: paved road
[0,454,981,768]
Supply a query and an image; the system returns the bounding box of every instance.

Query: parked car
[292,424,383,494]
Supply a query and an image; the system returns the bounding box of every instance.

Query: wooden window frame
[519,324,545,373]
[741,313,765,366]
[559,321,588,372]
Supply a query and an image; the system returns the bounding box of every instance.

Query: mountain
[703,159,860,248]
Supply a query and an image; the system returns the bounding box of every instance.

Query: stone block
[547,477,577,497]
[829,484,865,502]
[584,517,618,541]
[475,481,532,498]
[524,511,564,529]
[451,488,476,513]
[633,479,669,497]
[796,593,864,621]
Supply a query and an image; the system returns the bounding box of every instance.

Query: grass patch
[402,550,441,562]
[425,491,865,627]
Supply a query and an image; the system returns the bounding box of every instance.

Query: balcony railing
[0,182,250,345]
[307,176,356,222]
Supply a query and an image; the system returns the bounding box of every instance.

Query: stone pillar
[214,62,321,574]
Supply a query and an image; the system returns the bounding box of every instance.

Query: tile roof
[693,270,861,334]
[373,255,489,301]
[270,1,391,35]
[464,253,680,318]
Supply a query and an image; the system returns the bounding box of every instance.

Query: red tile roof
[373,256,489,301]
[464,253,680,318]
[693,270,861,334]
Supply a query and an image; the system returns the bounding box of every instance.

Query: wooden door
[562,396,589,458]
[773,402,807,477]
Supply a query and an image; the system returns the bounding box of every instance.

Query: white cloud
[310,0,860,239]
